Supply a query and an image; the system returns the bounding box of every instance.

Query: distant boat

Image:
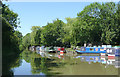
[114,48,120,56]
[45,47,56,53]
[75,47,106,54]
[45,47,66,53]
[106,47,120,56]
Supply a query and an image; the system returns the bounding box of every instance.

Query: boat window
[90,48,94,51]
[100,48,104,51]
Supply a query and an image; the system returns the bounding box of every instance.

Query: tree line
[1,2,23,54]
[22,2,120,49]
[1,2,23,76]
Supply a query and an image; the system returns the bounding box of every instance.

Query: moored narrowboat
[75,47,106,54]
[56,47,66,53]
[114,46,120,56]
[106,46,120,56]
[45,47,56,53]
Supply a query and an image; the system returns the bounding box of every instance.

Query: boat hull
[75,50,106,54]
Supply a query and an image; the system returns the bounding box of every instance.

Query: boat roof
[85,47,104,48]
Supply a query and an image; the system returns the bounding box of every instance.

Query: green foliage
[63,17,78,46]
[2,18,23,52]
[76,2,120,45]
[2,3,22,54]
[14,31,23,44]
[22,33,31,49]
[21,2,120,48]
[2,3,20,28]
[21,50,51,75]
[2,17,18,52]
[2,3,22,76]
[22,26,42,49]
[41,19,65,46]
[30,26,41,45]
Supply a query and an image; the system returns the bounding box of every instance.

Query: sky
[1,2,107,36]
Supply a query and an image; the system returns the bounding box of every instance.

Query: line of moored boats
[29,45,120,57]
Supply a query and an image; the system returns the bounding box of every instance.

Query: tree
[77,2,120,45]
[2,3,22,52]
[112,2,120,44]
[63,17,78,46]
[30,26,41,45]
[41,23,56,46]
[14,30,23,45]
[2,3,20,28]
[21,2,120,49]
[22,33,31,49]
[41,19,65,46]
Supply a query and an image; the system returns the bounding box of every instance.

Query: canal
[3,50,120,76]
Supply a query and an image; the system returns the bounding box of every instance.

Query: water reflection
[36,51,119,75]
[2,50,22,77]
[18,50,65,75]
[75,55,120,69]
[5,50,119,75]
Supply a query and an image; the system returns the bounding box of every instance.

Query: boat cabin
[75,47,106,53]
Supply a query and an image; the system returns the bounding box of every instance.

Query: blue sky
[4,2,93,36]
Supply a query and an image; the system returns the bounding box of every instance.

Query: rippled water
[11,50,119,75]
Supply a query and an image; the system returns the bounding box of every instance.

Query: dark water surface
[3,50,120,76]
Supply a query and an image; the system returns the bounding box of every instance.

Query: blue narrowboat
[75,47,106,54]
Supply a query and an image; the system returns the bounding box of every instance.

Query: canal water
[3,50,120,76]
